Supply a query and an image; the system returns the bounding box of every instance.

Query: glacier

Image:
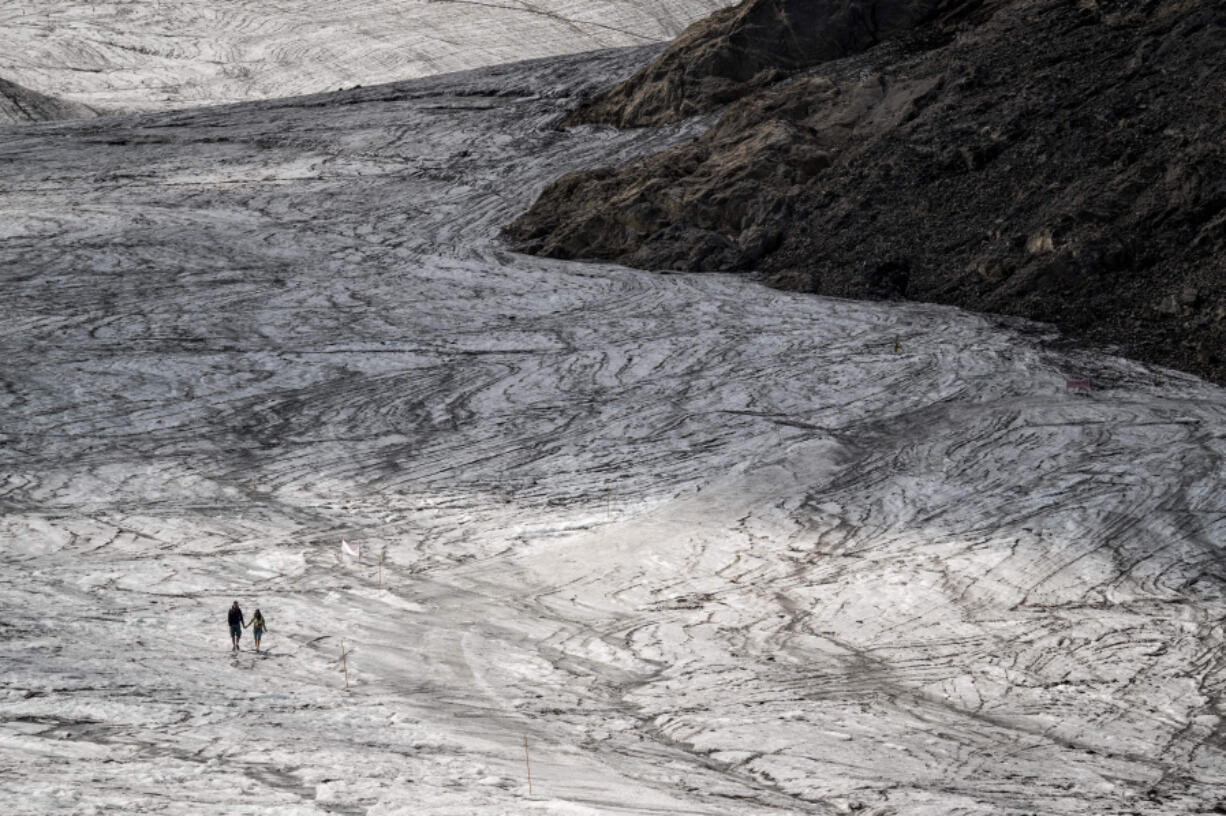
[2,41,1226,816]
[0,0,730,111]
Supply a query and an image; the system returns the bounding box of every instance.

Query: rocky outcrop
[0,77,98,125]
[513,70,943,270]
[563,0,993,128]
[507,0,1226,383]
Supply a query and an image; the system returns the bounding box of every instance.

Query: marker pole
[523,735,533,796]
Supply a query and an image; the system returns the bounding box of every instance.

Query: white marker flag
[341,539,361,559]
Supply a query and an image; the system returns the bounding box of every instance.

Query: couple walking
[228,601,268,652]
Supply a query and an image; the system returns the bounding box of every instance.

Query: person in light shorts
[246,608,268,652]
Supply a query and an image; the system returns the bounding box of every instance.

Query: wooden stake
[341,638,349,689]
[523,735,533,796]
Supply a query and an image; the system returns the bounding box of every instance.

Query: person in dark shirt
[228,601,245,651]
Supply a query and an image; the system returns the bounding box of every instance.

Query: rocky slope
[506,0,1226,383]
[563,0,993,127]
[0,76,97,124]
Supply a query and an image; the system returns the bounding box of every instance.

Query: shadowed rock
[564,0,991,128]
[512,72,941,272]
[0,77,98,125]
[507,0,1226,383]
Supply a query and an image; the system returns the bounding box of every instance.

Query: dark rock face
[506,0,1226,383]
[512,71,944,271]
[564,0,989,128]
[0,77,98,125]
